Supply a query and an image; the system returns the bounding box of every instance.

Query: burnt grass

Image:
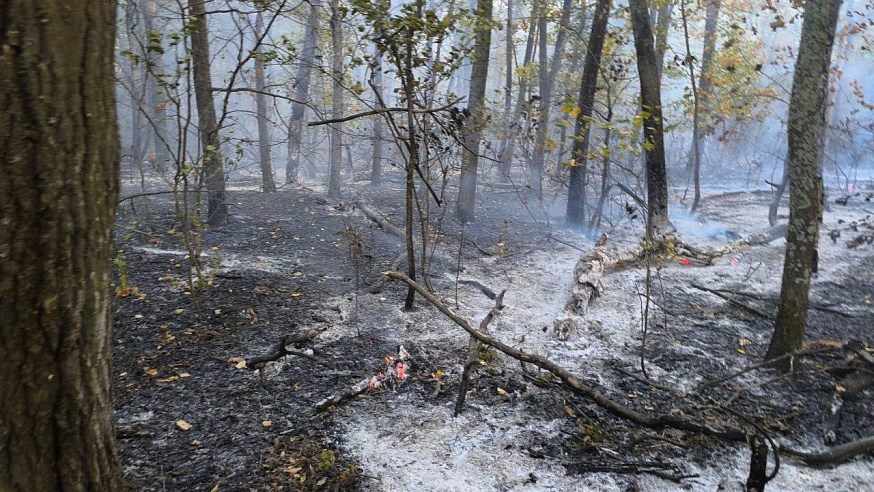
[112,181,874,491]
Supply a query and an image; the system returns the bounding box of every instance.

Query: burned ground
[112,181,874,491]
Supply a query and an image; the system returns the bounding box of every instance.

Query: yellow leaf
[209,484,218,492]
[293,272,303,277]
[496,387,507,396]
[236,360,247,369]
[737,348,746,355]
[569,106,581,118]
[134,314,144,319]
[262,420,272,427]
[158,376,179,383]
[291,292,302,297]
[211,246,219,251]
[176,420,192,431]
[175,308,185,314]
[145,368,158,376]
[435,370,445,377]
[739,338,751,347]
[179,373,191,378]
[228,357,247,369]
[192,440,202,446]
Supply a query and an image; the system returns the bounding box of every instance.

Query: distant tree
[328,0,344,198]
[0,0,126,489]
[456,0,494,222]
[254,10,277,193]
[566,0,612,229]
[286,0,322,183]
[189,0,229,226]
[629,0,670,238]
[766,0,842,372]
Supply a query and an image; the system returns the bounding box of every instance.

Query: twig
[691,282,771,319]
[455,290,506,416]
[245,326,327,367]
[780,435,874,467]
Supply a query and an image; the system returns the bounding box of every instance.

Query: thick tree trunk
[565,0,612,229]
[254,11,277,193]
[0,1,126,489]
[456,0,494,222]
[767,0,842,372]
[629,0,670,238]
[328,0,344,198]
[189,0,229,226]
[144,0,172,173]
[286,0,321,183]
[654,0,673,81]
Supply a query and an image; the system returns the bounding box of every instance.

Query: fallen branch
[780,435,874,467]
[455,290,506,416]
[246,326,327,367]
[355,201,404,238]
[314,377,374,414]
[386,271,750,443]
[691,282,771,319]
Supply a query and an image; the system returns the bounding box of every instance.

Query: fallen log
[565,248,609,316]
[355,201,404,238]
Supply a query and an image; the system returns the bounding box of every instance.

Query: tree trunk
[566,0,612,229]
[629,0,670,238]
[144,0,172,173]
[766,0,842,372]
[254,11,277,193]
[497,0,538,182]
[286,0,321,183]
[328,0,344,198]
[189,0,229,226]
[456,0,494,222]
[654,0,673,81]
[528,0,573,199]
[0,1,126,489]
[690,0,720,213]
[371,51,385,186]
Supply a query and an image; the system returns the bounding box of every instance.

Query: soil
[112,176,874,491]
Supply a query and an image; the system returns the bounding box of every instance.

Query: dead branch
[823,371,874,444]
[691,282,771,319]
[307,98,463,126]
[386,271,751,443]
[314,377,373,414]
[246,326,327,367]
[780,435,874,467]
[698,344,839,391]
[455,290,506,416]
[355,201,404,238]
[367,252,405,294]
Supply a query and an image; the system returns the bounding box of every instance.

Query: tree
[766,0,842,372]
[328,0,344,198]
[629,0,670,238]
[688,0,720,213]
[565,0,612,229]
[254,10,277,193]
[0,1,126,489]
[456,0,494,222]
[189,0,229,226]
[286,0,322,183]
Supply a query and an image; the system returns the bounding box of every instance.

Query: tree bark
[144,0,172,173]
[767,0,842,372]
[286,0,321,183]
[456,0,494,222]
[371,50,385,186]
[254,11,277,193]
[629,0,670,238]
[565,0,612,229]
[189,0,229,226]
[0,1,126,489]
[654,0,673,81]
[328,0,344,198]
[690,0,720,213]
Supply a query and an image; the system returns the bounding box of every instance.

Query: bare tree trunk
[0,1,126,489]
[498,0,538,182]
[328,0,343,198]
[254,11,277,192]
[286,0,321,183]
[371,51,385,186]
[566,0,611,229]
[456,0,494,222]
[654,0,673,81]
[629,0,670,238]
[528,0,573,199]
[767,0,842,372]
[144,0,172,173]
[189,0,229,225]
[690,0,720,213]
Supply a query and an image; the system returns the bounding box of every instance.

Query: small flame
[680,258,691,265]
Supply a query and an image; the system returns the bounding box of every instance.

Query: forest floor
[112,175,874,491]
